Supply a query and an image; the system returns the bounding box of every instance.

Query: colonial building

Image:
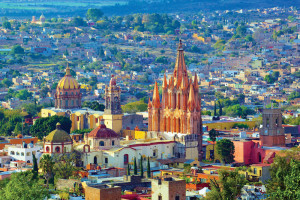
[43,122,73,155]
[148,41,203,160]
[148,41,202,135]
[41,68,143,133]
[41,66,104,131]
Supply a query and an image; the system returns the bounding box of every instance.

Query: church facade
[148,41,203,160]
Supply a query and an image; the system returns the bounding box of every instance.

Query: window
[16,152,20,156]
[112,140,115,146]
[77,116,80,121]
[64,147,67,153]
[66,92,68,95]
[95,118,98,123]
[105,157,108,163]
[46,146,50,152]
[10,151,15,155]
[71,100,74,105]
[55,147,60,153]
[175,196,180,200]
[158,195,162,200]
[21,152,24,156]
[71,92,73,95]
[27,152,31,156]
[253,168,257,174]
[100,141,105,146]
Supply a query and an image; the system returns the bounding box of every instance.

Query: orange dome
[88,120,119,139]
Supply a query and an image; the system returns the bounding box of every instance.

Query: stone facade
[260,108,285,147]
[151,177,186,200]
[148,41,202,135]
[85,185,121,200]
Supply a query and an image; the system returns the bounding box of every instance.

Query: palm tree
[39,154,54,188]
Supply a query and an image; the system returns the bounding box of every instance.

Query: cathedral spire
[148,97,152,109]
[174,40,188,88]
[188,84,195,111]
[194,73,199,90]
[162,74,168,89]
[152,82,160,108]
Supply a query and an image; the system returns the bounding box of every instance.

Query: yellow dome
[57,66,79,90]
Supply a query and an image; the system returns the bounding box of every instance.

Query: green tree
[266,148,300,200]
[15,89,32,100]
[127,164,131,176]
[32,153,38,179]
[216,139,235,164]
[82,101,105,111]
[53,152,80,180]
[209,129,219,161]
[2,21,11,29]
[30,115,72,139]
[86,9,104,22]
[147,156,151,178]
[214,101,217,116]
[11,45,24,55]
[39,154,54,188]
[218,101,223,116]
[0,171,49,200]
[71,17,86,26]
[206,169,247,200]
[140,156,144,177]
[1,78,13,88]
[133,157,137,175]
[236,24,247,36]
[288,91,300,101]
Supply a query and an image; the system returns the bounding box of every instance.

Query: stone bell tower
[260,108,285,147]
[103,75,123,134]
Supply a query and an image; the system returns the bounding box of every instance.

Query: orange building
[148,41,202,135]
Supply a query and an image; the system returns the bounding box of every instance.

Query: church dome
[88,120,119,139]
[45,123,72,143]
[57,66,79,90]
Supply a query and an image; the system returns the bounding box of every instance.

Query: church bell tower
[103,75,123,134]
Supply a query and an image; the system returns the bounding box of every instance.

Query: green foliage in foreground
[266,148,300,200]
[0,171,49,200]
[206,169,247,200]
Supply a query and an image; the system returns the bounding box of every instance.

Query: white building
[8,144,42,164]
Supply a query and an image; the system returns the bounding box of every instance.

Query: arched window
[21,152,24,156]
[100,141,105,146]
[65,92,68,95]
[71,100,74,105]
[112,140,115,146]
[55,147,60,153]
[46,146,50,152]
[124,154,129,164]
[71,92,73,95]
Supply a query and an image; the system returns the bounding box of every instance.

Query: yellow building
[203,121,256,131]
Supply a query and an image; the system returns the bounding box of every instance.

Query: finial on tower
[178,40,183,50]
[65,63,71,76]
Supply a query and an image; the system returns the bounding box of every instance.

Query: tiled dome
[45,123,72,143]
[57,66,79,90]
[88,120,119,139]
